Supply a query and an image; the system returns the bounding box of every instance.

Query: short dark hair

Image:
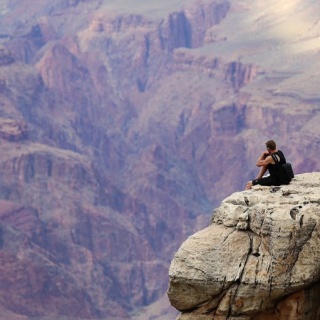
[265,140,276,150]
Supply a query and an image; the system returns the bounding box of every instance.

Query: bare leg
[246,166,268,190]
[255,166,267,179]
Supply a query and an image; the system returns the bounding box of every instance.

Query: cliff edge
[168,173,320,320]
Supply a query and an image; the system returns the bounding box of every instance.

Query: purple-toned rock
[0,0,320,319]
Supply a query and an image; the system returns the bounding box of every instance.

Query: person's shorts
[252,176,274,186]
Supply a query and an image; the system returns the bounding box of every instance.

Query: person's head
[265,140,276,151]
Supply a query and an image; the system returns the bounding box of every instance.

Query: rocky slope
[168,172,320,320]
[1,0,320,319]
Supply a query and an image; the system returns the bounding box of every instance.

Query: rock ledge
[168,172,320,320]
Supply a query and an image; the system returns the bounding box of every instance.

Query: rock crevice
[168,173,320,320]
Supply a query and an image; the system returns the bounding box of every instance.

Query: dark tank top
[268,150,286,184]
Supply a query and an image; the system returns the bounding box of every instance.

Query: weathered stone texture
[0,118,27,140]
[168,173,320,320]
[2,0,320,319]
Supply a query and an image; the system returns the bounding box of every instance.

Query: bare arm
[256,152,273,167]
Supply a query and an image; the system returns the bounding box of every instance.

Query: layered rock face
[168,173,320,320]
[1,0,320,319]
[0,1,232,318]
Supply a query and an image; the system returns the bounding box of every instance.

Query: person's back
[269,149,291,185]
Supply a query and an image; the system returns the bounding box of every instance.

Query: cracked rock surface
[168,173,320,320]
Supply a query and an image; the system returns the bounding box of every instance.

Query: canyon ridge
[0,0,320,319]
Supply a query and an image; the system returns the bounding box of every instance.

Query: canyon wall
[0,0,320,318]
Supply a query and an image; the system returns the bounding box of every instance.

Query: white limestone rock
[168,173,320,320]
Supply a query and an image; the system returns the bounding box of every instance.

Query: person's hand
[258,151,270,162]
[260,151,269,159]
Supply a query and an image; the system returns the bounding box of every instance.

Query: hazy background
[0,0,320,319]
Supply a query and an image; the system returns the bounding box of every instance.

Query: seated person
[245,140,287,190]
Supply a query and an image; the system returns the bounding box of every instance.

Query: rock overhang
[168,172,320,319]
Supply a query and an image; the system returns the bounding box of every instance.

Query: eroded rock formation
[0,118,27,140]
[1,0,320,318]
[168,173,320,320]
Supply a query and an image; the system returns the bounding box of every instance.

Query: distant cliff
[168,173,320,320]
[1,0,320,319]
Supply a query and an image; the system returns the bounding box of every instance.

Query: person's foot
[245,181,252,190]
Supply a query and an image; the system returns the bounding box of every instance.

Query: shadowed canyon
[0,0,320,319]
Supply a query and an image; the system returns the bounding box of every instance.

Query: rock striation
[0,118,27,140]
[0,46,15,66]
[168,173,320,320]
[2,0,320,318]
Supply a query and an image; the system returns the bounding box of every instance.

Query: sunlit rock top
[168,172,320,320]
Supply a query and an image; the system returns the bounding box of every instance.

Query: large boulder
[168,173,320,320]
